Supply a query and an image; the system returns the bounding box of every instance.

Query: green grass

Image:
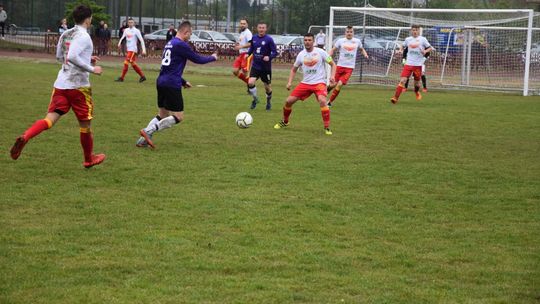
[1,57,539,303]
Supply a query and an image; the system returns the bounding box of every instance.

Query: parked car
[192,30,233,43]
[145,29,205,42]
[222,32,240,42]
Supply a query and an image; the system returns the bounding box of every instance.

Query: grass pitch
[1,57,539,303]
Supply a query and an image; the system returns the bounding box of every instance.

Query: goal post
[328,6,539,96]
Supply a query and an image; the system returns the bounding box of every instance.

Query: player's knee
[248,83,256,89]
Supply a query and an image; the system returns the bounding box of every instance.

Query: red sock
[321,106,330,128]
[330,87,341,102]
[80,128,93,163]
[132,63,144,77]
[283,106,292,123]
[237,72,249,84]
[120,62,129,79]
[394,83,405,99]
[23,119,51,141]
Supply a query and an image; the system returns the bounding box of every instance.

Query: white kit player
[327,25,369,106]
[274,33,337,135]
[116,18,147,82]
[232,18,253,85]
[391,24,432,104]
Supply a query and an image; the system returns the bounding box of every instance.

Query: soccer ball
[235,112,253,128]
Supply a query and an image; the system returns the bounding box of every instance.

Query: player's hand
[183,82,192,89]
[93,66,103,75]
[234,43,240,51]
[329,77,336,87]
[263,56,270,62]
[364,54,369,59]
[142,50,147,56]
[212,52,219,60]
[286,82,292,90]
[91,56,100,64]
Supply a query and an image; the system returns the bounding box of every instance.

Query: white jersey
[238,28,252,54]
[315,33,326,45]
[403,35,431,66]
[54,25,95,89]
[334,37,363,69]
[0,10,7,23]
[120,27,145,53]
[294,48,332,85]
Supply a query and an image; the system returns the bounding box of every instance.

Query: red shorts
[290,83,328,101]
[125,51,137,63]
[335,66,354,85]
[400,65,422,81]
[48,87,94,121]
[233,53,249,71]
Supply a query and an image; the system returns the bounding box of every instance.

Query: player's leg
[262,72,272,111]
[392,65,412,104]
[140,87,184,148]
[116,52,132,82]
[317,93,332,135]
[413,68,422,100]
[274,95,299,129]
[136,114,162,147]
[421,65,427,92]
[328,67,350,106]
[328,80,343,106]
[404,77,410,91]
[129,53,146,82]
[232,55,249,84]
[11,88,69,160]
[79,119,106,168]
[247,74,259,109]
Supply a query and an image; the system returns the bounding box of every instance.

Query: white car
[192,30,233,43]
[145,29,205,42]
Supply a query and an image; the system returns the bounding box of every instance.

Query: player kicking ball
[327,25,369,107]
[391,24,432,104]
[10,5,105,168]
[274,33,337,135]
[136,21,218,148]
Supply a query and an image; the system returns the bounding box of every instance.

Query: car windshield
[207,31,230,41]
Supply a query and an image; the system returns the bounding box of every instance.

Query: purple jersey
[247,34,277,72]
[157,37,216,89]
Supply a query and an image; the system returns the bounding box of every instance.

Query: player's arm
[181,78,192,88]
[286,65,299,90]
[423,45,432,56]
[137,30,146,55]
[328,46,337,57]
[247,38,254,56]
[325,55,337,85]
[55,33,65,62]
[402,47,408,64]
[269,38,278,60]
[181,43,217,64]
[360,47,368,59]
[117,31,126,47]
[67,36,101,74]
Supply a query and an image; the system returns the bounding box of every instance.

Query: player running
[115,18,147,83]
[232,18,252,86]
[10,5,105,168]
[327,25,369,107]
[391,24,432,104]
[274,33,337,135]
[136,21,218,148]
[246,22,277,110]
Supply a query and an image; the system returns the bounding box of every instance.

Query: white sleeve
[293,53,303,67]
[67,35,95,73]
[137,30,146,53]
[403,38,409,48]
[56,33,65,62]
[423,37,431,49]
[334,39,341,49]
[246,31,252,41]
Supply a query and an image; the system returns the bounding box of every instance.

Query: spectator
[58,18,68,34]
[0,4,7,40]
[119,20,128,55]
[100,23,111,55]
[315,29,326,49]
[166,24,176,42]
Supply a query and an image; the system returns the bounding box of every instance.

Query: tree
[65,0,111,27]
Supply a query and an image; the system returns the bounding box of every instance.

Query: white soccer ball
[235,112,253,128]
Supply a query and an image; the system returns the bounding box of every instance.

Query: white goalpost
[327,7,540,96]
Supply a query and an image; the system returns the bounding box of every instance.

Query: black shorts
[157,86,184,112]
[249,68,272,84]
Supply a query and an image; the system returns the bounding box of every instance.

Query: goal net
[328,6,540,96]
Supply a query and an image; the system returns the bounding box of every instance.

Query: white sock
[143,116,160,134]
[249,86,258,98]
[155,115,179,132]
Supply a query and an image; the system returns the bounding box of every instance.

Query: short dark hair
[304,33,314,39]
[128,17,134,21]
[257,21,267,26]
[411,24,421,29]
[240,18,248,24]
[178,21,192,31]
[346,25,354,30]
[72,5,92,24]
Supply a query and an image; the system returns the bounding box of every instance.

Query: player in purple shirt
[137,21,218,148]
[247,22,277,110]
